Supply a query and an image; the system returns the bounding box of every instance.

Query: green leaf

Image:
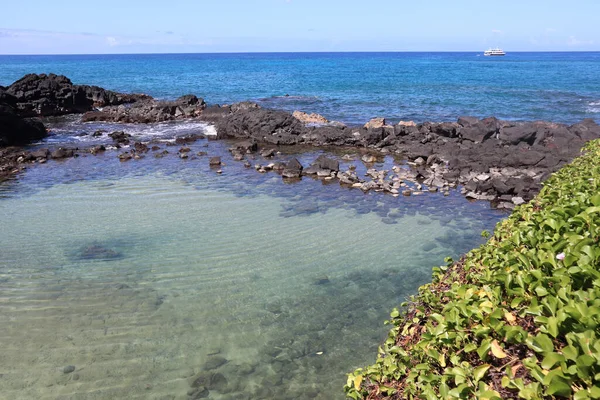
[574,389,591,400]
[532,333,554,353]
[471,365,490,384]
[562,345,579,361]
[541,352,566,370]
[547,316,559,338]
[545,376,572,397]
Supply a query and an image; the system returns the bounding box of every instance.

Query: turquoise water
[0,52,546,398]
[1,52,600,124]
[0,136,506,399]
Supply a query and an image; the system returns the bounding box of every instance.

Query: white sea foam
[203,124,218,136]
[588,101,600,113]
[46,119,217,143]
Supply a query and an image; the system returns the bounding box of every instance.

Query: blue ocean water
[1,52,599,125]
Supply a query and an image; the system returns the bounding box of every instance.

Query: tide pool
[0,140,504,399]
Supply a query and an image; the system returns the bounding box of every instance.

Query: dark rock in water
[261,373,283,387]
[208,372,228,392]
[5,73,146,117]
[190,371,227,391]
[83,95,206,123]
[187,386,209,399]
[133,142,149,153]
[381,217,398,224]
[0,95,47,146]
[281,158,303,178]
[79,244,121,260]
[203,356,227,371]
[230,140,257,153]
[209,156,221,166]
[63,365,75,374]
[175,134,204,145]
[315,276,330,285]
[50,147,75,159]
[217,108,305,145]
[89,145,106,155]
[176,94,201,105]
[30,148,50,159]
[236,363,256,376]
[108,131,131,144]
[199,105,232,123]
[310,154,339,172]
[118,152,133,162]
[421,242,438,252]
[260,148,275,158]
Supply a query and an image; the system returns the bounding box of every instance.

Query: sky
[0,0,599,54]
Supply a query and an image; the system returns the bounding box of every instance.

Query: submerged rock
[78,244,122,260]
[63,365,76,374]
[203,356,228,371]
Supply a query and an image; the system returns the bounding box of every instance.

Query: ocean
[1,52,599,125]
[0,52,597,399]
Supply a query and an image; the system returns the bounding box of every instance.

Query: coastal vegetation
[346,139,600,399]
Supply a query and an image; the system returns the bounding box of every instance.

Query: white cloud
[491,29,503,34]
[106,36,118,47]
[567,35,594,46]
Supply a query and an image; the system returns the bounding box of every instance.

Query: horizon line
[1,50,600,57]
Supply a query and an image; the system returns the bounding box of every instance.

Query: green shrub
[346,140,600,399]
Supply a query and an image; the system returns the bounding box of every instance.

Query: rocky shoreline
[2,73,600,208]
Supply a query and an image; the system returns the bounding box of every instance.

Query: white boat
[484,48,506,56]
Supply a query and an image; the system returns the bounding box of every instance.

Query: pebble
[63,365,76,374]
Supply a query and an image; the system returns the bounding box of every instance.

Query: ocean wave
[588,101,600,113]
[45,119,216,144]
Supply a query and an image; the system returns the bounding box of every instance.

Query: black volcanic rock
[6,73,148,117]
[0,94,47,146]
[82,96,206,123]
[217,108,306,144]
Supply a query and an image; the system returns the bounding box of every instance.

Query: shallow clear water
[0,132,505,399]
[1,52,599,124]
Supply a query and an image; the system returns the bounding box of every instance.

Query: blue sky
[1,0,598,54]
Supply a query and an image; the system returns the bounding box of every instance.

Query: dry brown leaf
[491,339,508,359]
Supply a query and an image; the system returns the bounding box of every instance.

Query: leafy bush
[345,140,600,399]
